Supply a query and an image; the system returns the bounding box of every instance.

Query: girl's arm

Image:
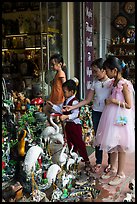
[60,77,66,84]
[60,70,66,84]
[105,83,131,109]
[122,83,132,108]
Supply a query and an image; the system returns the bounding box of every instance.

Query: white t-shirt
[90,78,113,112]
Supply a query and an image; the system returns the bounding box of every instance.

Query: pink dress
[95,78,135,153]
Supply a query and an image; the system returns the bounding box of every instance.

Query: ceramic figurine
[41,114,64,145]
[61,188,68,199]
[23,145,44,175]
[129,178,135,199]
[51,187,63,202]
[59,143,68,170]
[18,129,27,157]
[46,164,61,187]
[123,193,133,202]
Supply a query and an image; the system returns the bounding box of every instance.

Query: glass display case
[2,2,63,99]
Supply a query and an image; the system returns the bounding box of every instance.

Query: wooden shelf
[108,42,135,84]
[114,55,135,58]
[108,43,135,62]
[109,43,135,47]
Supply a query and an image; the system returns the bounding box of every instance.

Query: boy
[47,79,90,170]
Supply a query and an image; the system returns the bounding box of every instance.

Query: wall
[62,2,75,79]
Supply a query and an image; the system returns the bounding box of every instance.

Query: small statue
[14,91,30,112]
[129,178,135,199]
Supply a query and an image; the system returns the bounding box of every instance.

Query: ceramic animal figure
[23,145,44,174]
[49,113,64,145]
[129,178,135,199]
[76,156,83,164]
[51,188,63,202]
[70,145,78,161]
[59,143,68,169]
[75,156,83,171]
[69,145,83,171]
[66,157,75,171]
[18,129,27,157]
[62,172,73,188]
[41,126,56,142]
[123,193,133,202]
[46,164,61,185]
[41,114,64,145]
[50,132,64,145]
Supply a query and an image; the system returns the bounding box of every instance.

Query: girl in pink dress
[95,56,135,186]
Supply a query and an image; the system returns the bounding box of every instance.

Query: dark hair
[91,58,104,69]
[49,53,64,66]
[122,65,129,79]
[103,56,122,72]
[62,79,77,93]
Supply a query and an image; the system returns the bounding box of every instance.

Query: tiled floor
[85,151,135,202]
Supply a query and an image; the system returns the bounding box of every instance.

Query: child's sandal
[84,161,91,171]
[104,164,111,173]
[92,164,102,173]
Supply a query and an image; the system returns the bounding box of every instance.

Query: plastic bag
[114,102,127,126]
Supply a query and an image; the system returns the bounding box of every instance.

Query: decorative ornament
[124,2,135,14]
[113,15,128,30]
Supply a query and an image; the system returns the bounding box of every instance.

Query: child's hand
[46,101,53,107]
[105,98,116,105]
[105,98,112,105]
[59,115,68,121]
[62,105,72,112]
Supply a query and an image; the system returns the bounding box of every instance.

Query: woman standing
[95,56,135,185]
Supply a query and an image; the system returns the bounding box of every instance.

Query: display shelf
[109,43,135,47]
[108,43,135,60]
[108,42,135,86]
[112,55,135,59]
[2,32,47,50]
[2,47,46,52]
